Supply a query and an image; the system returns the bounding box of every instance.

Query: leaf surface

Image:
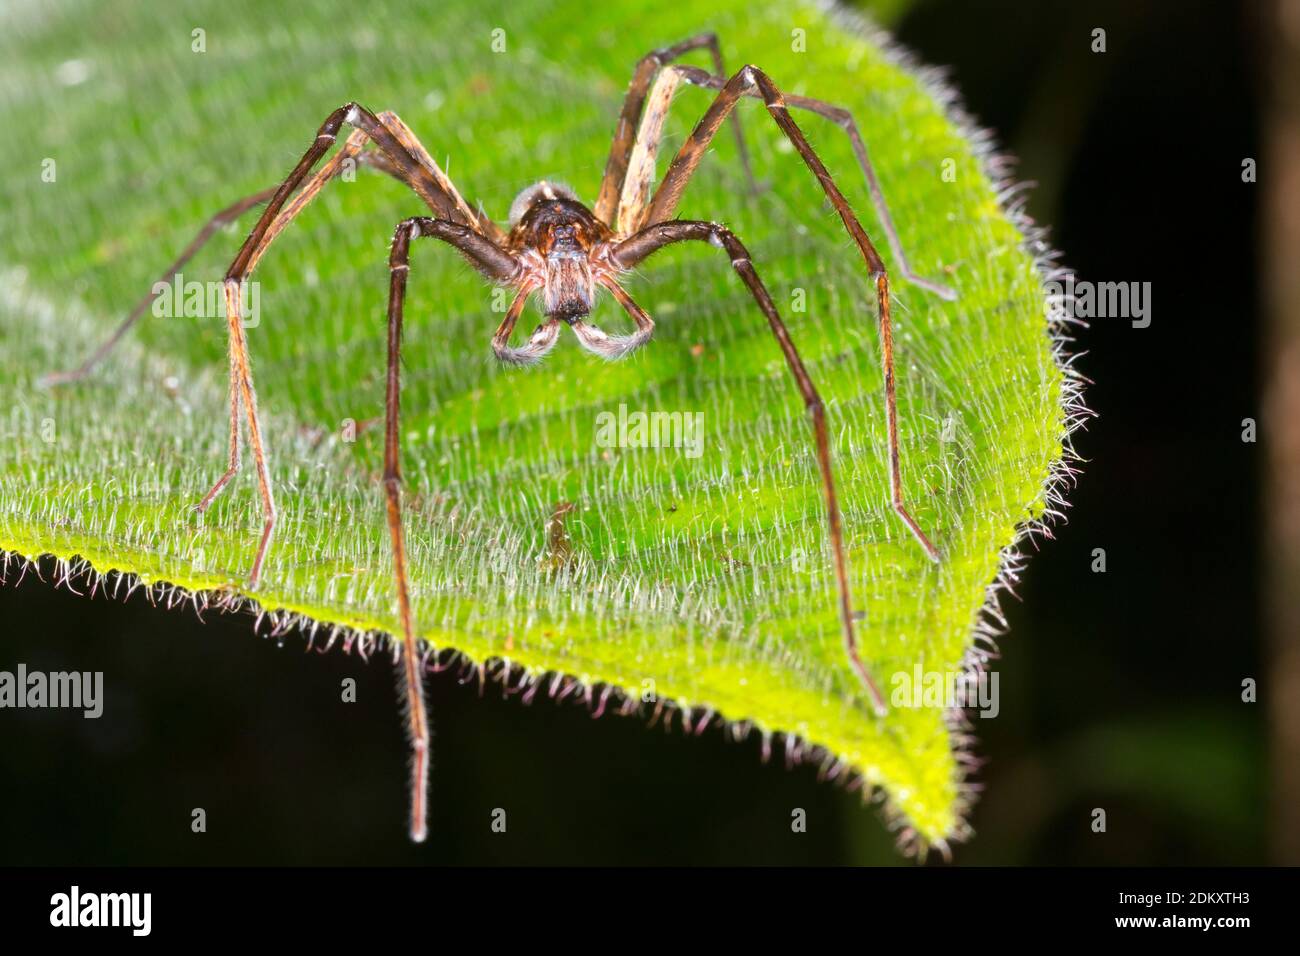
[0,0,1073,849]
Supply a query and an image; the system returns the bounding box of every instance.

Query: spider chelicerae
[46,33,958,843]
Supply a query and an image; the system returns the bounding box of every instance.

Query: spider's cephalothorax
[490,180,653,363]
[507,182,613,320]
[47,33,959,845]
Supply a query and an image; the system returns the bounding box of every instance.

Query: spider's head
[508,182,611,319]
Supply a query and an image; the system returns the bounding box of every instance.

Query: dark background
[0,0,1270,864]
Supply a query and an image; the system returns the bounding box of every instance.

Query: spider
[45,33,957,844]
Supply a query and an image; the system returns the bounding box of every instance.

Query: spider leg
[625,63,956,301]
[47,126,386,551]
[629,65,944,568]
[372,112,506,243]
[45,113,491,557]
[594,33,755,227]
[386,215,522,842]
[611,219,929,714]
[40,108,489,389]
[192,128,379,518]
[209,103,504,587]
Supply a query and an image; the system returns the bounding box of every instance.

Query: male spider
[45,34,957,843]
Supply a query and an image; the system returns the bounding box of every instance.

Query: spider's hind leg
[643,63,958,301]
[595,33,757,227]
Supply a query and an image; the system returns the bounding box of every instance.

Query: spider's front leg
[611,220,894,713]
[635,64,948,564]
[197,103,495,587]
[384,215,521,842]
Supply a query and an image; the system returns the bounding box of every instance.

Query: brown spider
[45,34,956,843]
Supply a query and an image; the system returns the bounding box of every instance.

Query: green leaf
[0,0,1077,852]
